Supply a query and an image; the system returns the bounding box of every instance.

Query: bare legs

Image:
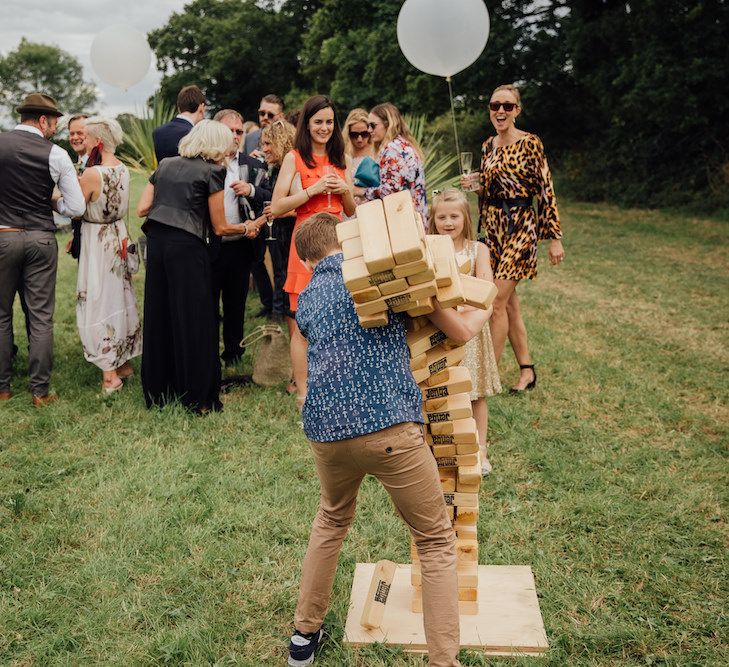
[490,279,535,391]
[472,397,492,474]
[287,315,308,408]
[506,292,535,391]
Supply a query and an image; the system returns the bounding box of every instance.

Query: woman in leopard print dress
[462,84,565,392]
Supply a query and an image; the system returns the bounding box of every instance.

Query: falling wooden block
[405,246,437,285]
[406,323,450,358]
[411,344,466,384]
[351,285,381,303]
[421,366,474,400]
[360,559,397,630]
[443,492,479,508]
[359,311,389,329]
[378,278,409,296]
[404,298,434,317]
[429,416,478,436]
[336,218,360,243]
[460,275,498,310]
[392,257,430,279]
[357,199,396,273]
[384,190,425,264]
[424,392,473,423]
[342,236,363,260]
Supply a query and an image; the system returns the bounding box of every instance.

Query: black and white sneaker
[287,627,324,666]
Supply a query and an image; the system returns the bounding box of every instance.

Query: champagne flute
[460,151,474,191]
[324,165,335,210]
[264,200,275,241]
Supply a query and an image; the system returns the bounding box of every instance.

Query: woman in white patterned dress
[73,117,142,393]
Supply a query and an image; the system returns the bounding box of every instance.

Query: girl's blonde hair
[178,119,233,162]
[342,107,370,156]
[369,102,424,160]
[491,84,522,108]
[261,119,296,166]
[84,116,124,152]
[428,188,474,240]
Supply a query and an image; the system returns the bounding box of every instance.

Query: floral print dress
[76,165,142,371]
[364,136,428,225]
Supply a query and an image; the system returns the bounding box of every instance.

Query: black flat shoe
[509,364,536,394]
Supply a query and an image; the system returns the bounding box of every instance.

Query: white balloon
[397,0,490,78]
[90,26,152,90]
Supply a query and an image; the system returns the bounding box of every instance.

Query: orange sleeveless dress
[284,149,345,311]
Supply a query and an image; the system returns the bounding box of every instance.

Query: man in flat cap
[0,93,85,406]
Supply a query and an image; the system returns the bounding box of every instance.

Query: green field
[1,184,727,666]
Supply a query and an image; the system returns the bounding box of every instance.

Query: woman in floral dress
[73,117,142,393]
[358,102,427,224]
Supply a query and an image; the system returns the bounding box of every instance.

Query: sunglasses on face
[232,129,245,136]
[349,130,370,140]
[489,102,517,112]
[258,110,277,119]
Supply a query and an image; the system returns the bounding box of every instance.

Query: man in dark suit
[212,109,273,365]
[243,93,284,160]
[152,85,206,162]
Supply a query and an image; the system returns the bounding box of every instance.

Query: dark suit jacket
[152,117,194,163]
[236,152,272,219]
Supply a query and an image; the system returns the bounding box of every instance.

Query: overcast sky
[0,0,188,117]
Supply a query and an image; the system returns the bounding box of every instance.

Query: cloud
[0,0,187,117]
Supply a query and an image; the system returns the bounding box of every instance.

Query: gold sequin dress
[456,240,501,399]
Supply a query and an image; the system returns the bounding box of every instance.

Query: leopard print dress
[477,133,561,281]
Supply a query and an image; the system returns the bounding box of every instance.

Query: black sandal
[509,364,537,394]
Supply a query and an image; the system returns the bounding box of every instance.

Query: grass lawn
[1,176,727,666]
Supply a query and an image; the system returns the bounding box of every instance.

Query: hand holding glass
[323,166,335,210]
[264,200,274,241]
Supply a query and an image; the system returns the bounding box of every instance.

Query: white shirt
[176,113,195,125]
[224,156,242,225]
[0,125,85,227]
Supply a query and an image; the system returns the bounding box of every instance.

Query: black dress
[141,156,226,413]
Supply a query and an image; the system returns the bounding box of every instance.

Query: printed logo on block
[436,457,457,467]
[431,434,455,444]
[374,580,391,604]
[428,412,450,423]
[425,386,449,399]
[428,358,448,374]
[428,331,447,347]
[369,270,396,286]
[385,294,411,306]
[443,493,456,506]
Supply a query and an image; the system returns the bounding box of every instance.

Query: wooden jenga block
[377,277,409,296]
[354,297,389,317]
[406,316,430,332]
[439,468,456,493]
[342,236,363,260]
[433,453,478,469]
[428,416,478,436]
[424,392,473,423]
[358,311,389,329]
[443,492,479,508]
[456,539,479,562]
[435,255,465,309]
[360,559,396,630]
[457,453,482,487]
[405,246,437,285]
[421,366,473,400]
[406,323,450,358]
[386,282,436,308]
[445,504,454,520]
[392,257,430,279]
[423,365,470,387]
[410,344,466,384]
[383,190,425,264]
[404,298,434,316]
[456,479,481,494]
[357,199,395,273]
[430,444,456,458]
[457,255,471,274]
[460,274,498,310]
[425,429,478,447]
[411,560,478,588]
[454,507,479,525]
[455,523,478,541]
[411,590,477,615]
[342,257,373,292]
[351,285,381,303]
[425,235,454,288]
[336,218,359,243]
[411,585,478,603]
[456,442,480,454]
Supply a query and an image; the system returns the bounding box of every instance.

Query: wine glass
[264,200,275,241]
[460,152,475,191]
[324,165,335,210]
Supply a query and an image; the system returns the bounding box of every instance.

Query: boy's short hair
[294,213,341,263]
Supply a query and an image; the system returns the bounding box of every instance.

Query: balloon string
[446,75,461,163]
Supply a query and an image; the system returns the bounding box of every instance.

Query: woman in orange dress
[271,95,355,407]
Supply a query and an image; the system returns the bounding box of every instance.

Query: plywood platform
[344,564,548,657]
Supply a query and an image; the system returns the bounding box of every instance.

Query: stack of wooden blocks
[407,317,482,615]
[336,191,495,328]
[336,191,498,618]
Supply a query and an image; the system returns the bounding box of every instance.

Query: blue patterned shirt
[296,253,423,442]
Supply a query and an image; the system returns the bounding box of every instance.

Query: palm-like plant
[405,114,459,198]
[118,95,174,175]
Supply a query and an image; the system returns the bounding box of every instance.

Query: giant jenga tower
[336,191,496,618]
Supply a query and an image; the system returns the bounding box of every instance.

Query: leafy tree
[0,38,97,118]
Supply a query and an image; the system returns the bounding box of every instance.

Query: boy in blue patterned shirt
[288,213,489,667]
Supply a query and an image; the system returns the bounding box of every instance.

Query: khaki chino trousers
[294,421,462,667]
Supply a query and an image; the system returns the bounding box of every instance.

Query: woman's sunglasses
[489,102,517,112]
[349,130,370,140]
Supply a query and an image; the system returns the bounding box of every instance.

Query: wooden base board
[344,563,548,657]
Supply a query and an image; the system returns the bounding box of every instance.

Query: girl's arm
[426,301,489,346]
